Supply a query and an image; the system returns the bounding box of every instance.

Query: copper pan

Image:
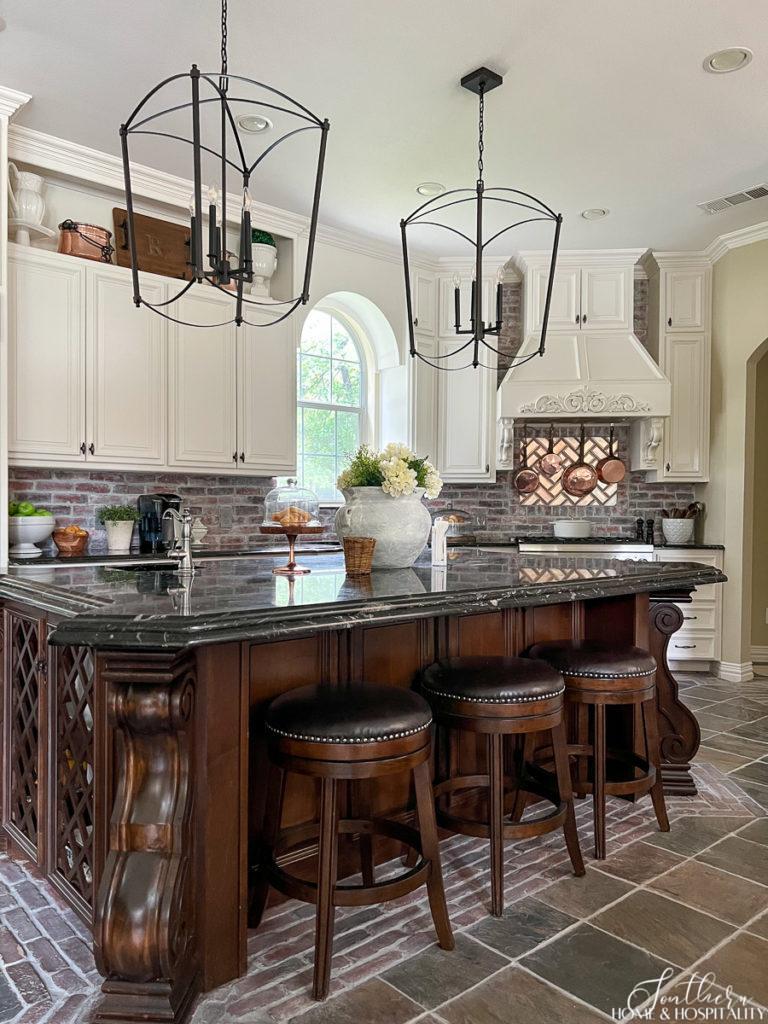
[58,220,114,263]
[595,423,626,484]
[538,423,563,478]
[562,424,598,497]
[513,437,539,494]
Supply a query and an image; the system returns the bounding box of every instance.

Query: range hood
[497,330,671,421]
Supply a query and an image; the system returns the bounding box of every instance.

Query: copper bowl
[58,221,114,263]
[52,528,89,557]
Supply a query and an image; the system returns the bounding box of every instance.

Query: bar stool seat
[420,656,584,917]
[252,682,454,1001]
[529,640,669,860]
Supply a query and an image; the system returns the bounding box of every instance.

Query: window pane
[300,354,331,403]
[297,407,303,454]
[301,310,331,356]
[303,407,336,455]
[302,455,337,502]
[332,361,361,406]
[332,319,358,362]
[336,410,360,462]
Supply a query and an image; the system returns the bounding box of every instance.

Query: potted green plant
[99,505,139,554]
[251,228,278,298]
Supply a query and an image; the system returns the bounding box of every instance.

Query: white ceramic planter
[250,243,278,297]
[661,519,695,545]
[8,516,55,557]
[105,519,135,554]
[335,487,432,569]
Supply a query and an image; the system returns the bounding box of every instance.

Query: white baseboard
[714,660,755,683]
[750,646,768,664]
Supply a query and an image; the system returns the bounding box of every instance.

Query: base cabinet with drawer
[654,547,723,669]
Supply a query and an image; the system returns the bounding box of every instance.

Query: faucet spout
[163,507,196,578]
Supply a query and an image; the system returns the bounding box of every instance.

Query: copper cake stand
[259,523,325,575]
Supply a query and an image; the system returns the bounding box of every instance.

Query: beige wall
[752,354,768,651]
[698,239,768,672]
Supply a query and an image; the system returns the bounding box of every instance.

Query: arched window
[297,308,367,501]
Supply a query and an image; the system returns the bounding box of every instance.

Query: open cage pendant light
[119,0,329,329]
[401,67,562,370]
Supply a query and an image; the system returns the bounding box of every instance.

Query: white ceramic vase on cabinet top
[335,487,432,569]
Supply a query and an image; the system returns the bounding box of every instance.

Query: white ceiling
[3,0,768,255]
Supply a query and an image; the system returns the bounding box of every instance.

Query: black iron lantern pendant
[401,67,561,369]
[119,0,329,328]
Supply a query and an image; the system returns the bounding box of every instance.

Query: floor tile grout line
[513,961,617,1022]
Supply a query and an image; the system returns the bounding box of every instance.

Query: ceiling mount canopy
[119,0,330,329]
[400,66,562,370]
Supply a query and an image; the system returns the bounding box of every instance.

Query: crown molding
[0,87,31,121]
[704,221,768,264]
[511,248,646,275]
[315,221,436,271]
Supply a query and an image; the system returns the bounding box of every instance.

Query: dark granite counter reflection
[0,548,727,652]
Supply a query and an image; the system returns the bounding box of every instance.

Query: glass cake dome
[262,479,320,528]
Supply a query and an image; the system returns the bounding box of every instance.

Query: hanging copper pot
[562,424,598,497]
[538,423,563,478]
[513,438,539,494]
[595,423,626,484]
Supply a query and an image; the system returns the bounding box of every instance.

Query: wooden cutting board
[113,208,192,280]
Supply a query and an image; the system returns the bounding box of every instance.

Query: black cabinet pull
[239,452,245,462]
[582,314,587,324]
[88,443,95,455]
[232,452,238,462]
[676,644,696,649]
[79,441,86,455]
[413,317,419,328]
[668,317,672,327]
[575,314,580,324]
[665,462,671,472]
[683,615,698,621]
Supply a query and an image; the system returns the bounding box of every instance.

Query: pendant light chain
[220,0,229,87]
[477,85,485,184]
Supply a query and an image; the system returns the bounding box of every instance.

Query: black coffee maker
[137,493,182,554]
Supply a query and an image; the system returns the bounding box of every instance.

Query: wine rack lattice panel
[7,612,41,850]
[54,645,95,908]
[517,436,618,507]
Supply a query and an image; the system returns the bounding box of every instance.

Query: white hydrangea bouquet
[337,442,443,500]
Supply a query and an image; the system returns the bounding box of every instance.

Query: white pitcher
[8,163,45,225]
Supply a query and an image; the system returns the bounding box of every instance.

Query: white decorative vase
[250,243,278,297]
[335,487,432,569]
[661,519,695,545]
[105,520,135,554]
[8,163,45,225]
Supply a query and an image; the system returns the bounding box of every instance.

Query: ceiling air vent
[698,183,768,215]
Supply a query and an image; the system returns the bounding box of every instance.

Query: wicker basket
[342,536,376,576]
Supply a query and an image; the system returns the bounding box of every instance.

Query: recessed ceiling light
[581,208,609,220]
[416,181,445,197]
[237,113,273,133]
[703,47,753,74]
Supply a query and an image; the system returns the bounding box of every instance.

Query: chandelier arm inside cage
[482,186,559,220]
[404,192,481,225]
[151,277,197,308]
[127,130,245,176]
[482,216,554,250]
[408,222,476,247]
[481,195,557,218]
[247,124,320,176]
[199,71,326,127]
[129,95,321,136]
[402,188,478,224]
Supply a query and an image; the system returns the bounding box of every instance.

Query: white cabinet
[408,336,438,460]
[522,259,634,335]
[168,289,238,470]
[661,333,709,480]
[238,312,297,473]
[664,270,705,331]
[412,270,437,335]
[436,339,496,482]
[8,248,85,462]
[87,266,167,465]
[655,548,723,667]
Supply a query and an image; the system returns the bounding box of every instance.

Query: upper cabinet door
[436,340,496,482]
[580,267,631,331]
[664,270,705,331]
[528,266,579,333]
[86,266,167,464]
[8,249,86,461]
[238,312,297,474]
[168,287,238,469]
[661,333,709,481]
[412,271,436,335]
[409,335,438,460]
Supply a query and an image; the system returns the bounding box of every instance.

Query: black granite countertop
[8,541,343,567]
[0,549,727,653]
[504,538,725,550]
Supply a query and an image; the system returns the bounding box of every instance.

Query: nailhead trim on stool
[264,721,432,743]
[422,686,564,704]
[563,668,655,679]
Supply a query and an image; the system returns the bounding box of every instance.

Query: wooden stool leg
[413,759,454,950]
[641,697,670,833]
[550,720,585,877]
[250,762,285,927]
[593,703,607,860]
[510,734,533,822]
[576,703,589,798]
[313,778,339,1001]
[488,732,505,917]
[352,780,375,886]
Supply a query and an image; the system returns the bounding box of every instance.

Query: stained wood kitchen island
[0,549,725,1024]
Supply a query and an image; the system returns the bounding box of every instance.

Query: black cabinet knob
[232,452,238,462]
[88,443,95,455]
[79,441,86,455]
[239,452,245,462]
[667,317,672,327]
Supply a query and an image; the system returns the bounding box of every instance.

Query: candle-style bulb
[207,185,218,206]
[188,193,196,216]
[242,187,252,212]
[452,273,461,289]
[496,266,504,284]
[471,265,477,281]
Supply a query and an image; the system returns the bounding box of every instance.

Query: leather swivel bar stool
[252,682,454,1001]
[529,640,670,859]
[419,656,585,918]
